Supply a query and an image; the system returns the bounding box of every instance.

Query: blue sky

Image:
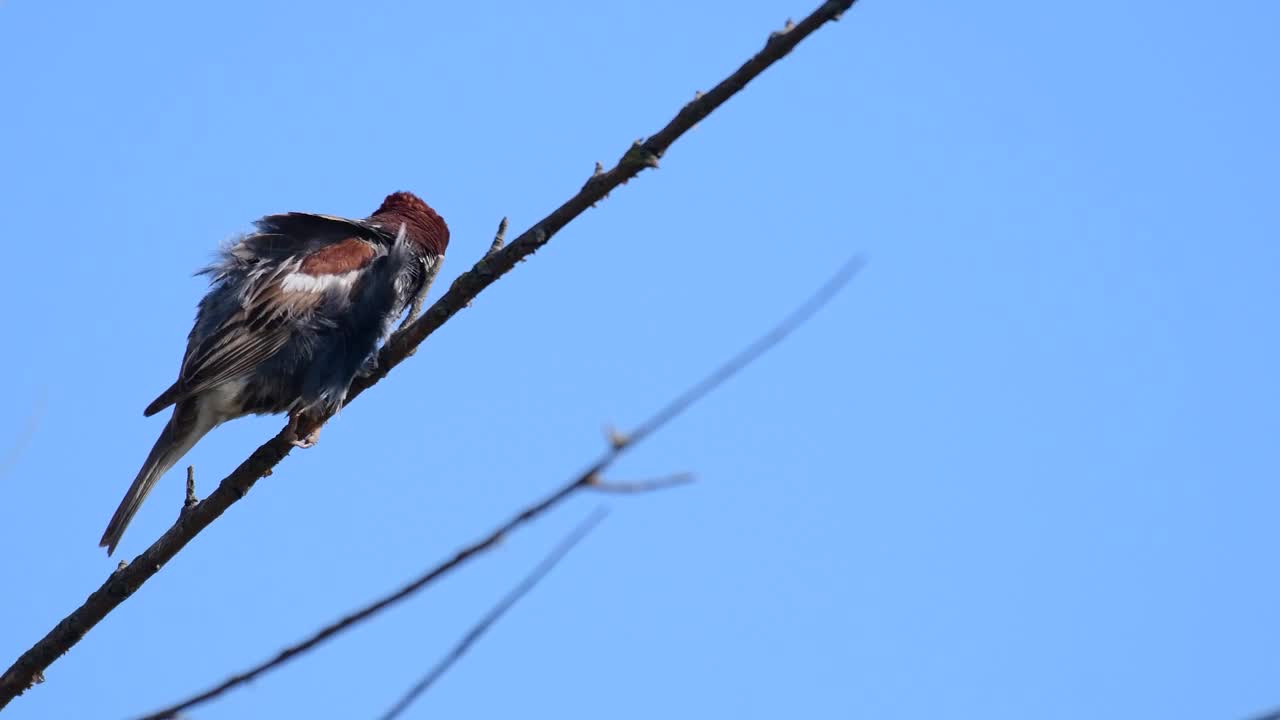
[2,1,1278,718]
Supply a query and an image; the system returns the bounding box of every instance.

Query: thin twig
[485,217,508,259]
[183,467,197,510]
[0,0,859,705]
[589,472,695,494]
[0,390,46,481]
[377,508,608,720]
[134,252,865,720]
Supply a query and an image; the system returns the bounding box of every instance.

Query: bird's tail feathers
[100,409,211,556]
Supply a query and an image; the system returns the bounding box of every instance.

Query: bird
[100,191,449,555]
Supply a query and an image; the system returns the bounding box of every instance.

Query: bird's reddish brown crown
[371,191,449,256]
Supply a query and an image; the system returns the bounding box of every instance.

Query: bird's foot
[356,355,380,379]
[290,429,321,449]
[287,412,322,449]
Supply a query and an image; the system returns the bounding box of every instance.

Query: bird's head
[371,191,450,257]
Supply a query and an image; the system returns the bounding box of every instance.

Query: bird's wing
[227,212,391,265]
[145,216,392,417]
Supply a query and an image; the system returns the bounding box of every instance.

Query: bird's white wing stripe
[280,270,360,294]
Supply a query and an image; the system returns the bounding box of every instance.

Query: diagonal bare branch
[0,0,859,706]
[377,508,608,720]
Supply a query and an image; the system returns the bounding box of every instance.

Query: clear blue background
[1,1,1277,718]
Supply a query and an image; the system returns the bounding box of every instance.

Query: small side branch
[485,217,508,259]
[589,472,694,494]
[183,467,197,511]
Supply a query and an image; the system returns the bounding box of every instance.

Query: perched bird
[100,191,449,555]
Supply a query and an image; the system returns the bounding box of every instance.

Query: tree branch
[376,508,607,720]
[0,0,859,707]
[135,251,864,720]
